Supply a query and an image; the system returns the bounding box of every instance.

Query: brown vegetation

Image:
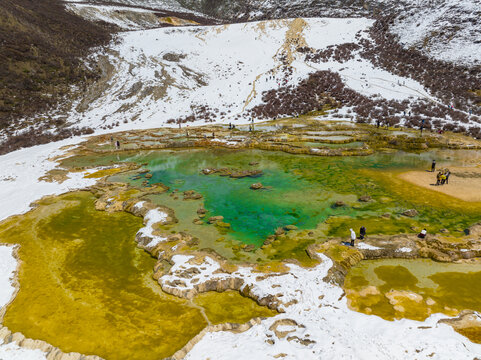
[0,0,113,151]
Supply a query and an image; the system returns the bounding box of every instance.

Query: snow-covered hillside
[149,0,480,67]
[390,0,481,66]
[64,16,479,136]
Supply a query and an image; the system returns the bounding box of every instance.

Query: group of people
[348,226,366,247]
[435,169,450,186]
[347,226,428,246]
[431,160,450,186]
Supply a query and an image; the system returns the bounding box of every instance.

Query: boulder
[215,221,231,229]
[201,168,216,175]
[242,244,256,252]
[333,200,346,207]
[208,216,224,224]
[250,183,263,190]
[284,225,298,231]
[358,195,372,202]
[402,209,419,217]
[145,173,153,179]
[183,190,203,200]
[197,207,207,215]
[193,219,203,225]
[230,169,263,178]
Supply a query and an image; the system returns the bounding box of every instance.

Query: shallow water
[295,141,364,149]
[1,192,274,359]
[105,148,481,248]
[345,259,481,325]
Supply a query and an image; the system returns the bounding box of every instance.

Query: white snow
[66,4,160,30]
[397,247,413,253]
[159,254,481,360]
[390,0,481,66]
[137,209,169,247]
[0,341,48,360]
[67,18,434,133]
[356,242,381,250]
[0,246,17,310]
[0,138,97,222]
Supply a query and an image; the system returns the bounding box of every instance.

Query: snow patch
[137,209,169,247]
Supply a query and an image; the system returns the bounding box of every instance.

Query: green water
[107,149,481,245]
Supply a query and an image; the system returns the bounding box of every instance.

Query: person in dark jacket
[431,160,436,172]
[359,226,366,240]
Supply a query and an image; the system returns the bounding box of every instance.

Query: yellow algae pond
[344,259,481,342]
[0,192,276,360]
[3,142,481,357]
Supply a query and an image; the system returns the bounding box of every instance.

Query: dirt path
[399,167,481,202]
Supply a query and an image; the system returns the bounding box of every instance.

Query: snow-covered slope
[66,4,167,30]
[390,0,481,66]
[65,17,479,135]
[169,0,480,67]
[65,0,192,14]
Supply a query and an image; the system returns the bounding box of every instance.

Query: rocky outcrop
[202,168,263,178]
[402,209,419,217]
[208,216,224,224]
[358,195,372,202]
[318,230,481,285]
[250,182,263,190]
[91,181,168,213]
[438,310,481,343]
[183,190,203,200]
[0,327,103,360]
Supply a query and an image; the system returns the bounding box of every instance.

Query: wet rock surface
[250,182,264,190]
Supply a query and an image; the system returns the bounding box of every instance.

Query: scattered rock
[250,182,263,190]
[197,207,207,215]
[243,244,256,252]
[402,209,419,217]
[145,173,153,179]
[183,190,203,200]
[193,219,203,225]
[263,236,276,246]
[215,221,231,229]
[249,162,259,166]
[333,200,346,207]
[439,228,449,233]
[230,169,263,178]
[358,195,372,202]
[201,168,216,175]
[381,213,391,218]
[275,227,285,236]
[284,225,298,231]
[208,216,224,224]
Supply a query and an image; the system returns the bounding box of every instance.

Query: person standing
[445,169,451,184]
[418,229,427,239]
[440,172,447,185]
[431,160,436,172]
[350,228,356,247]
[359,226,366,240]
